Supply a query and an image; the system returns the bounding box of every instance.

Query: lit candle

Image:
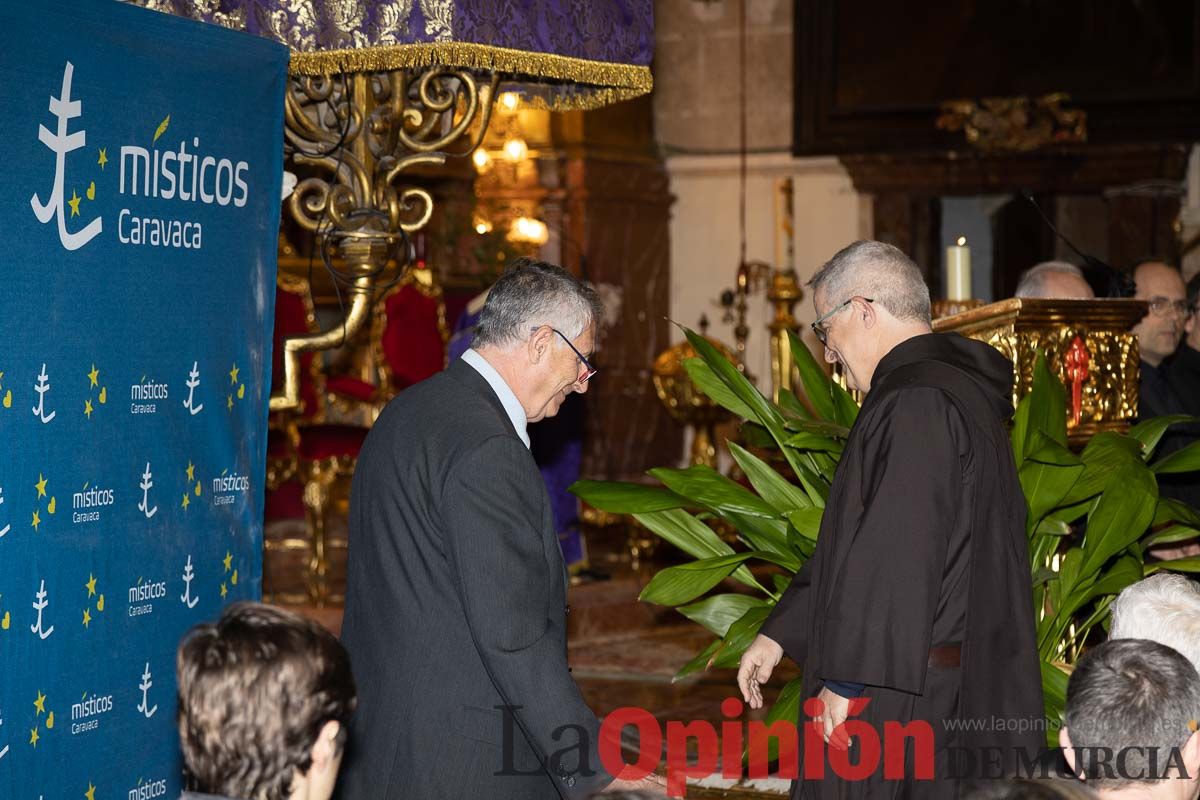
[946,236,972,301]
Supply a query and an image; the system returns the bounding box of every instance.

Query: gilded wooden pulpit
[932,298,1149,445]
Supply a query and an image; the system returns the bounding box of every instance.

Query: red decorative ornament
[1063,336,1091,426]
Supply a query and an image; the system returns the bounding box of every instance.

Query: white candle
[946,236,972,301]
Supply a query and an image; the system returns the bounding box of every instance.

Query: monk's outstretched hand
[737,634,783,709]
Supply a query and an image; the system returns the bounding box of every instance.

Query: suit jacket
[337,358,611,799]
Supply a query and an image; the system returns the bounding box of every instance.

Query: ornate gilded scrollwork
[936,93,1087,153]
[271,66,498,412]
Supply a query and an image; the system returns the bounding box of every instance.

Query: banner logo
[180,554,199,609]
[73,481,114,525]
[128,777,168,800]
[128,576,166,618]
[212,468,249,506]
[70,691,113,735]
[138,462,158,519]
[32,364,56,424]
[131,375,168,415]
[182,361,204,415]
[30,579,54,640]
[137,663,158,719]
[31,61,103,251]
[0,485,10,538]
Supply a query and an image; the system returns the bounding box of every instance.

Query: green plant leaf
[710,605,773,669]
[677,594,770,638]
[1027,433,1083,467]
[649,465,778,519]
[1059,433,1144,507]
[1040,661,1069,748]
[1144,525,1200,547]
[632,509,761,591]
[1077,463,1158,580]
[728,441,815,513]
[683,358,758,422]
[748,675,805,763]
[673,639,722,682]
[570,479,690,513]
[832,382,861,428]
[1147,556,1200,574]
[1019,458,1084,537]
[723,510,800,569]
[640,552,762,606]
[1034,517,1072,537]
[788,329,837,422]
[785,507,823,540]
[782,418,851,438]
[1012,353,1067,462]
[1154,497,1200,529]
[683,329,787,437]
[783,432,845,453]
[1078,555,1143,606]
[1152,441,1200,475]
[776,388,813,420]
[772,573,793,594]
[1129,415,1196,461]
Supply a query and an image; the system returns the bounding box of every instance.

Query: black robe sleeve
[816,387,966,696]
[759,558,813,664]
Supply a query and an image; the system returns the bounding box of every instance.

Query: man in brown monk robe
[737,240,1044,797]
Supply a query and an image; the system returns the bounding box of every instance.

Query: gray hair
[808,240,931,323]
[1064,638,1200,789]
[1110,574,1200,673]
[473,258,603,349]
[1015,261,1087,299]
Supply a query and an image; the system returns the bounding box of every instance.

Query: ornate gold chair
[325,265,450,421]
[265,273,367,606]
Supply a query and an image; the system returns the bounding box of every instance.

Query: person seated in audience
[1170,273,1200,412]
[1014,261,1095,299]
[1110,574,1200,671]
[1059,639,1200,799]
[176,602,357,800]
[1133,260,1200,509]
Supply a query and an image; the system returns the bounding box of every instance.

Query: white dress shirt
[461,348,530,449]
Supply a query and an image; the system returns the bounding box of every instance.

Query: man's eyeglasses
[552,328,598,384]
[1147,297,1191,317]
[811,297,874,346]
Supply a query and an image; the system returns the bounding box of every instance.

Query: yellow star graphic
[87,364,99,388]
[220,582,228,599]
[34,690,46,715]
[29,726,39,747]
[186,461,195,482]
[229,363,239,384]
[226,394,233,411]
[98,148,107,169]
[82,608,91,628]
[31,509,40,531]
[84,398,94,419]
[85,574,97,597]
[181,492,190,510]
[35,473,47,498]
[86,782,96,800]
[68,189,81,218]
[223,551,233,572]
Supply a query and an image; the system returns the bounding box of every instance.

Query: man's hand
[814,686,851,751]
[604,772,666,794]
[737,634,784,710]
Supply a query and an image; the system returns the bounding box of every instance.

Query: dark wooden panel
[795,0,1200,154]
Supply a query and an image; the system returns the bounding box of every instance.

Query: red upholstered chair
[265,273,366,607]
[326,265,449,420]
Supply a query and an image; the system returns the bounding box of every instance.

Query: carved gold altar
[932,298,1148,444]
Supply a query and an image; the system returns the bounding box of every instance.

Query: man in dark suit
[338,259,661,799]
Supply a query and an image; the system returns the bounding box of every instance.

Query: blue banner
[0,2,288,796]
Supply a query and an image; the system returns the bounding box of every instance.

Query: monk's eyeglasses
[812,297,874,345]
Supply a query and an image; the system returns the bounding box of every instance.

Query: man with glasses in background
[1132,260,1200,510]
[339,259,662,798]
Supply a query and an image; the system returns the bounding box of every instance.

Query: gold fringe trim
[289,41,652,111]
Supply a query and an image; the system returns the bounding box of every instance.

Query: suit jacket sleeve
[442,434,613,797]
[817,388,963,695]
[758,558,813,664]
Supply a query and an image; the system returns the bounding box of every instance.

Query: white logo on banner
[0,486,9,538]
[0,706,8,761]
[32,364,56,424]
[137,663,158,719]
[30,579,54,640]
[183,361,204,415]
[138,462,158,519]
[180,554,199,609]
[30,61,102,251]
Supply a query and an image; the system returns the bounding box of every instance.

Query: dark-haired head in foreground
[176,602,357,800]
[1061,638,1200,798]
